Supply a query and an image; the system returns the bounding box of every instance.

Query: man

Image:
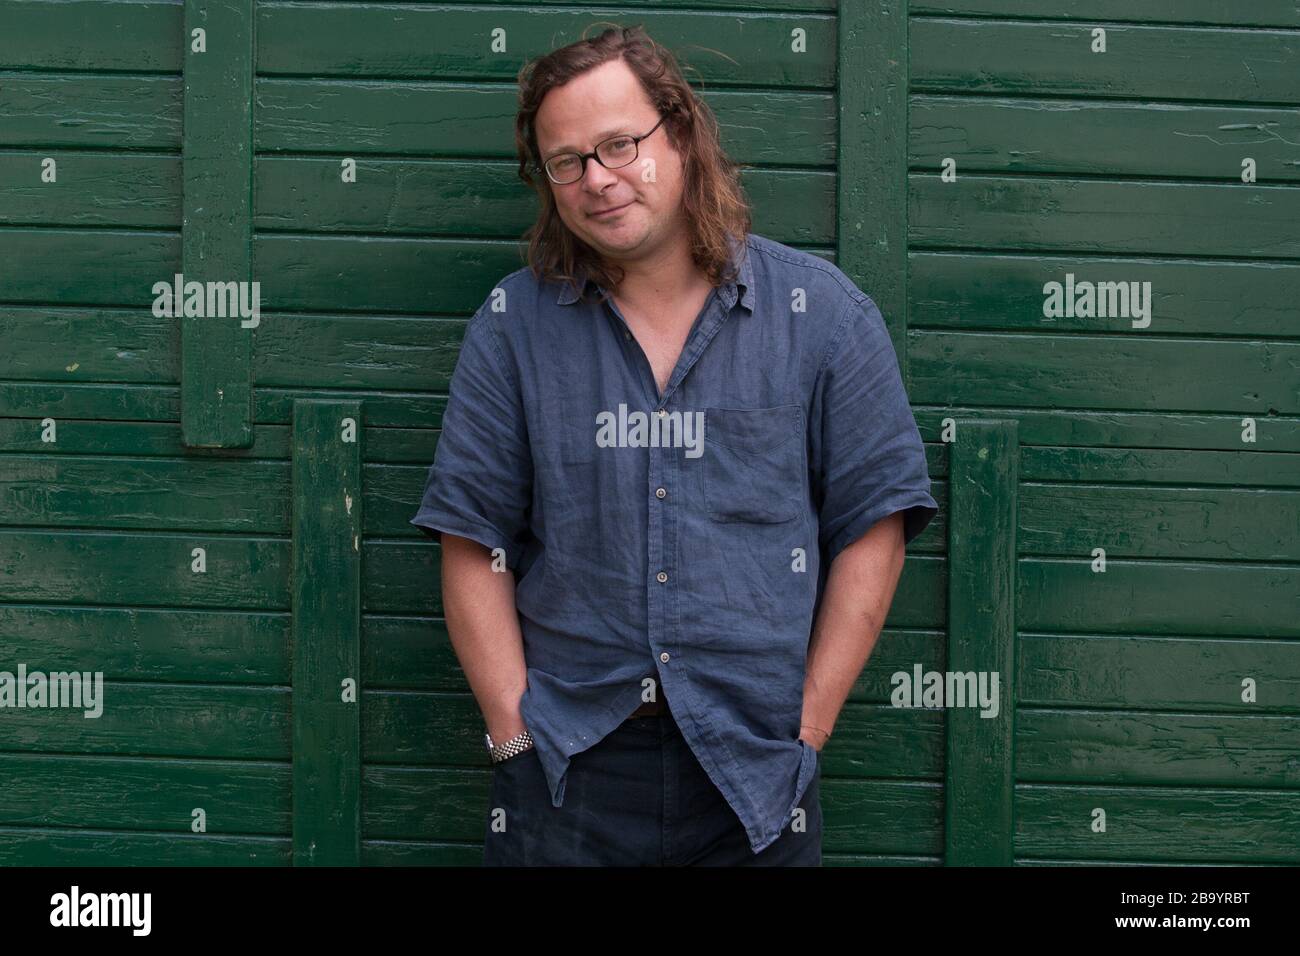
[411,26,937,866]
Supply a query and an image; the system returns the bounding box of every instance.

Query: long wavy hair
[513,25,752,302]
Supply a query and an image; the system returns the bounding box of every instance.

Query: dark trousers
[483,712,823,866]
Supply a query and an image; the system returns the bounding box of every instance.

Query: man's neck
[603,246,711,328]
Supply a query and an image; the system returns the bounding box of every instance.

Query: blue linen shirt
[411,232,938,853]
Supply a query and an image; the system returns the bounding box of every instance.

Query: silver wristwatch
[484,729,534,764]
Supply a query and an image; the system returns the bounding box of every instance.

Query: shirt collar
[555,232,754,313]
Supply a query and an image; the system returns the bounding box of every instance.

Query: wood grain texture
[291,400,362,864]
[946,419,1018,865]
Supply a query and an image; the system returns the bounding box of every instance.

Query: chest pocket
[702,405,805,524]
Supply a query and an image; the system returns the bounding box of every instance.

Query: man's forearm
[441,533,529,743]
[801,512,907,749]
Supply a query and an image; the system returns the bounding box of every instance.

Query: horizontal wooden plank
[1015,785,1300,862]
[909,252,1300,338]
[255,80,837,166]
[916,407,1300,452]
[1019,558,1300,637]
[0,604,287,682]
[0,828,289,865]
[0,76,181,149]
[257,4,834,87]
[0,754,287,833]
[0,382,449,428]
[361,840,482,865]
[0,529,288,608]
[1019,446,1300,487]
[0,228,179,306]
[254,158,834,242]
[0,307,176,383]
[0,0,181,71]
[911,1,1300,29]
[912,19,1300,105]
[0,682,290,757]
[910,332,1299,414]
[1020,635,1300,712]
[0,153,178,228]
[0,455,288,531]
[1018,483,1300,560]
[0,418,441,464]
[910,96,1300,181]
[910,176,1300,258]
[254,315,464,390]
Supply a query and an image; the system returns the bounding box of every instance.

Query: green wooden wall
[0,0,1295,865]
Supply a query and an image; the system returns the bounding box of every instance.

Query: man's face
[534,59,687,264]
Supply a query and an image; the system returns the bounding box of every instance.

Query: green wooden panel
[945,419,1017,865]
[0,755,288,833]
[0,153,179,228]
[182,0,254,447]
[0,605,287,683]
[1019,559,1300,637]
[0,76,181,148]
[1020,634,1300,711]
[912,1,1300,29]
[912,19,1300,104]
[837,0,909,366]
[910,97,1300,182]
[291,400,362,865]
[1018,484,1300,560]
[916,407,1300,453]
[0,830,289,866]
[1017,710,1300,786]
[0,307,175,383]
[0,418,437,463]
[910,333,1299,414]
[0,0,182,71]
[257,4,835,86]
[0,530,288,608]
[0,456,287,531]
[0,683,290,756]
[1020,447,1300,487]
[910,253,1300,338]
[911,177,1300,258]
[1015,786,1300,863]
[255,82,837,166]
[0,229,179,305]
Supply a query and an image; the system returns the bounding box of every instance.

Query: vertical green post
[181,0,254,447]
[292,400,363,865]
[838,0,910,382]
[945,419,1018,865]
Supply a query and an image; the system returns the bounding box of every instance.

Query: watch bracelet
[491,730,534,763]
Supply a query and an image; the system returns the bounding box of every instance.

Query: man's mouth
[590,201,632,218]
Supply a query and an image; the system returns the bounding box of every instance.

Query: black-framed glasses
[537,115,666,185]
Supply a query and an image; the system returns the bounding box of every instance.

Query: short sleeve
[408,301,532,568]
[810,294,938,565]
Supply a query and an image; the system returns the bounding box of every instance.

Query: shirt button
[655,487,666,499]
[623,330,631,340]
[656,571,668,583]
[660,652,670,663]
[657,409,666,418]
